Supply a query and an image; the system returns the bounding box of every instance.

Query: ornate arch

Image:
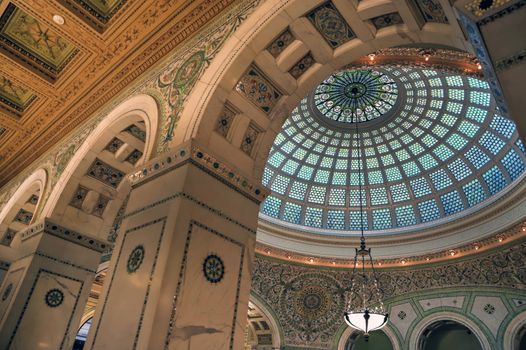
[408,311,492,350]
[174,0,470,180]
[337,324,401,350]
[41,94,159,238]
[503,309,526,350]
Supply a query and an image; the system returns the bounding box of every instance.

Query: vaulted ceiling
[0,0,238,186]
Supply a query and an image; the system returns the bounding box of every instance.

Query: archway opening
[345,330,394,350]
[72,317,93,350]
[418,320,482,350]
[514,324,526,350]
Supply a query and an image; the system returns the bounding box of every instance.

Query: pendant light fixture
[343,96,388,341]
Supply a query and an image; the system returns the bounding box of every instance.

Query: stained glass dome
[260,66,526,233]
[314,69,398,123]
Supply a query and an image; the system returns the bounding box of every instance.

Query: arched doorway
[345,330,394,350]
[417,320,482,350]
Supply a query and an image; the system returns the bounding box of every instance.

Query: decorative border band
[20,219,111,253]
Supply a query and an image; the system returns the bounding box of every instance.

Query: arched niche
[173,0,471,181]
[0,168,47,259]
[409,312,491,350]
[418,320,483,350]
[503,309,526,350]
[338,325,400,350]
[41,94,159,239]
[246,295,282,349]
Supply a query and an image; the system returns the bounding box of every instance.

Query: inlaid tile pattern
[92,194,111,217]
[371,12,404,29]
[14,208,32,224]
[86,158,125,188]
[125,124,146,142]
[57,0,128,32]
[241,123,261,157]
[125,149,143,165]
[215,105,236,137]
[413,0,449,23]
[236,66,282,114]
[306,2,356,48]
[0,3,79,81]
[105,137,124,154]
[69,185,89,210]
[267,29,294,57]
[289,52,315,79]
[0,74,36,116]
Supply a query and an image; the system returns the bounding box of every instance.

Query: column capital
[19,218,111,253]
[129,139,270,204]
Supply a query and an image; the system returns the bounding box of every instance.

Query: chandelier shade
[344,309,389,338]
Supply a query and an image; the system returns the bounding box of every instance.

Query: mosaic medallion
[2,283,13,301]
[127,245,145,273]
[45,288,64,308]
[483,303,495,314]
[398,310,407,319]
[314,69,398,123]
[203,254,225,283]
[279,272,345,341]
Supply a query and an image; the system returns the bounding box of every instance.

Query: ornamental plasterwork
[0,0,263,219]
[252,241,526,348]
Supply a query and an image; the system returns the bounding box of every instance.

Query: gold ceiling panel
[0,73,36,116]
[58,0,128,32]
[0,3,79,81]
[0,0,239,186]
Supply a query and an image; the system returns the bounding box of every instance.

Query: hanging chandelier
[343,99,388,341]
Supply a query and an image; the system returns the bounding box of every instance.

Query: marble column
[85,141,267,350]
[455,0,526,140]
[0,219,107,349]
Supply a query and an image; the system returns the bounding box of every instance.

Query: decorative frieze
[495,49,526,71]
[128,142,268,204]
[20,219,110,253]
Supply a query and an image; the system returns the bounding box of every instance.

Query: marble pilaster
[0,220,107,349]
[85,140,267,350]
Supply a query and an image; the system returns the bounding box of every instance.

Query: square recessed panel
[413,0,449,23]
[306,2,355,48]
[0,3,79,81]
[370,12,404,30]
[58,0,127,33]
[0,74,36,116]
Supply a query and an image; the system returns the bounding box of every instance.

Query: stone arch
[0,168,47,258]
[503,309,526,350]
[247,293,283,349]
[409,311,492,350]
[337,324,401,350]
[174,0,471,180]
[41,94,159,239]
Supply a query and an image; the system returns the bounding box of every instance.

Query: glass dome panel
[260,66,526,233]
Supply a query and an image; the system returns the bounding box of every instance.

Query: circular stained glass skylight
[260,66,526,233]
[314,69,398,123]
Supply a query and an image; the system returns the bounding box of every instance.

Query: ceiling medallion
[314,69,398,123]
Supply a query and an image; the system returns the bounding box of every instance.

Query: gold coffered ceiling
[0,0,238,186]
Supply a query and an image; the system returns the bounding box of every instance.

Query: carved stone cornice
[20,219,111,253]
